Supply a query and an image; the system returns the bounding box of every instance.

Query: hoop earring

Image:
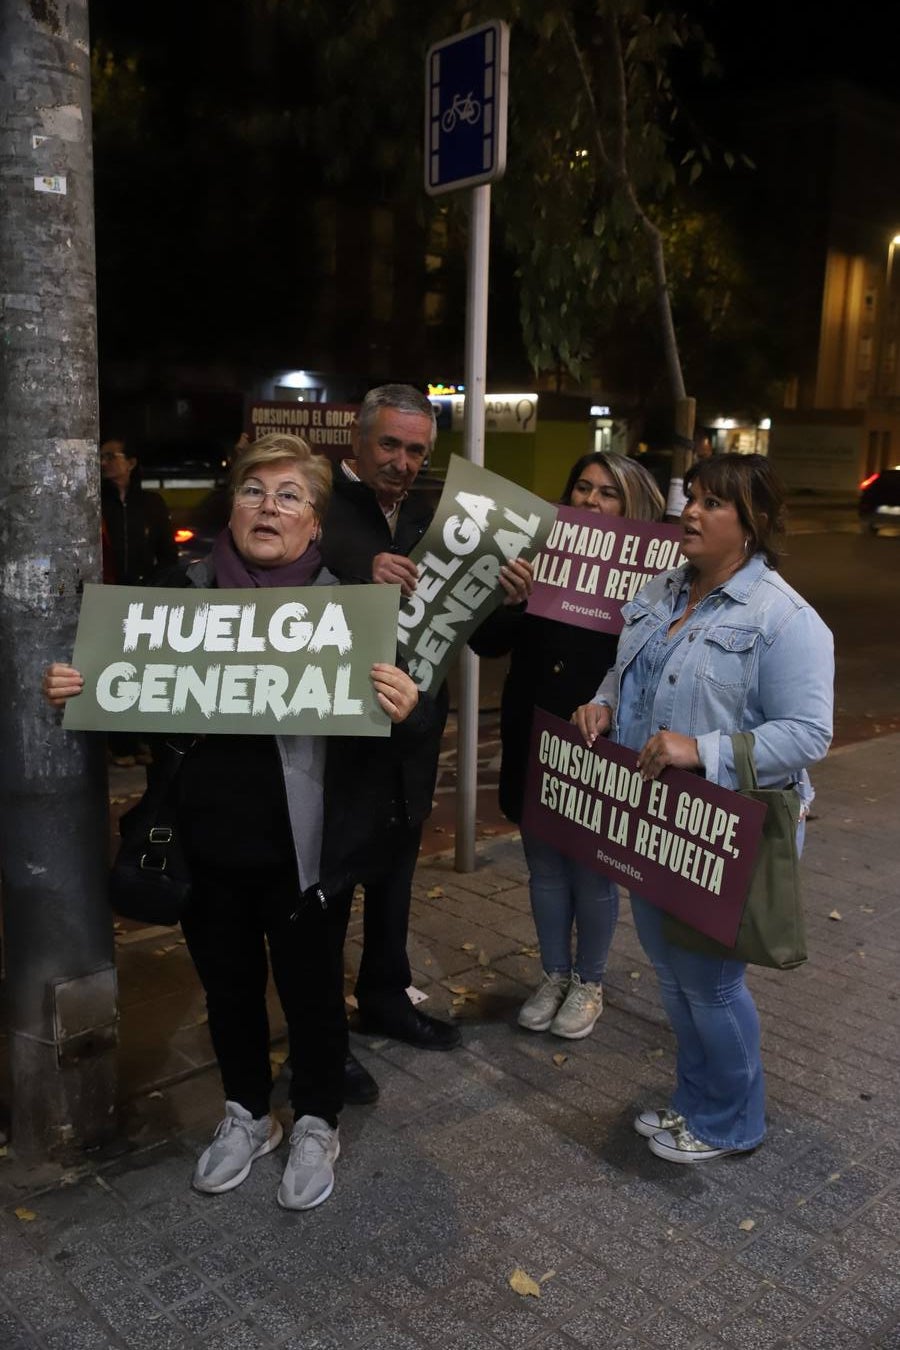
[743,537,752,554]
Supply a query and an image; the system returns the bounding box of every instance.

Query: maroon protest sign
[521,710,766,945]
[247,402,358,465]
[527,507,685,633]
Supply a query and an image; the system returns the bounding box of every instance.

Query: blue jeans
[630,897,765,1150]
[521,831,619,984]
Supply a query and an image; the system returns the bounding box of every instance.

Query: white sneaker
[550,973,603,1039]
[518,971,570,1032]
[192,1101,283,1194]
[633,1107,686,1139]
[277,1115,340,1211]
[649,1123,748,1164]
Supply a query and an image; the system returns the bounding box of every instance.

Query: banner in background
[247,402,358,464]
[63,583,400,737]
[522,710,766,945]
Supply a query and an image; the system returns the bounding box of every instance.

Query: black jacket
[320,467,446,821]
[101,478,178,585]
[153,555,440,897]
[471,610,618,823]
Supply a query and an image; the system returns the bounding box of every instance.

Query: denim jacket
[593,553,834,800]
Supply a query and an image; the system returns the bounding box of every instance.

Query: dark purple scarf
[211,529,323,588]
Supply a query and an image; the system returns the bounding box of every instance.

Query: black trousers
[180,862,352,1127]
[337,823,422,1014]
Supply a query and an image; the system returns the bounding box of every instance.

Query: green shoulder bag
[662,731,807,970]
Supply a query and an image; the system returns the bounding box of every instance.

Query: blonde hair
[562,452,665,521]
[230,433,332,521]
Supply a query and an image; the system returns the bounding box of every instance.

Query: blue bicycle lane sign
[424,20,510,196]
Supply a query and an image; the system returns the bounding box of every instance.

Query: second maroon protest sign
[527,507,685,633]
[522,710,767,946]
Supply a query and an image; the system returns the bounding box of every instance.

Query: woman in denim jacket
[574,454,833,1163]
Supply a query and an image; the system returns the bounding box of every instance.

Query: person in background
[100,437,178,766]
[320,383,532,1103]
[574,453,833,1163]
[473,453,665,1040]
[45,434,435,1210]
[100,437,177,585]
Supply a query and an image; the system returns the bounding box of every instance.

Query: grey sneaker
[518,971,570,1032]
[277,1115,340,1211]
[550,973,603,1039]
[649,1124,748,1164]
[192,1101,283,1194]
[633,1107,686,1139]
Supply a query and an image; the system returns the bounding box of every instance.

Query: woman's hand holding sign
[636,731,701,782]
[572,701,611,747]
[43,662,83,708]
[498,557,533,606]
[370,663,419,723]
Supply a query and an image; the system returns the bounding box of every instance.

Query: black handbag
[108,740,193,926]
[662,731,807,970]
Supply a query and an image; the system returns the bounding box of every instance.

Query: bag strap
[730,731,759,791]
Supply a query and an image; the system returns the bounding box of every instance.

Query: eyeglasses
[99,451,126,462]
[234,483,313,516]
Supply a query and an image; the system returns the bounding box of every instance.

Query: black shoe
[343,1051,379,1105]
[358,1002,462,1052]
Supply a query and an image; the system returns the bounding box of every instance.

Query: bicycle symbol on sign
[441,90,482,133]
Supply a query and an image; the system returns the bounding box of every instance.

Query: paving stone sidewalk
[1,735,898,1350]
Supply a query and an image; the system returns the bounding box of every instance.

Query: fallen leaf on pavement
[861,905,875,914]
[426,886,444,899]
[630,971,641,980]
[461,942,476,952]
[647,1048,664,1058]
[540,1269,556,1283]
[477,950,490,966]
[738,1218,755,1232]
[14,1208,36,1222]
[509,1268,541,1298]
[829,910,842,921]
[552,1053,568,1067]
[148,1091,164,1100]
[448,984,472,995]
[827,1172,841,1182]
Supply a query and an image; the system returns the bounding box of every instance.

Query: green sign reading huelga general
[399,455,557,691]
[63,583,400,736]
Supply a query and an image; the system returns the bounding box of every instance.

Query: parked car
[858,468,900,533]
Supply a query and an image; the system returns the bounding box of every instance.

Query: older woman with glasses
[44,434,434,1211]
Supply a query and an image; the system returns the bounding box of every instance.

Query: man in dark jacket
[321,384,532,1106]
[320,385,458,1095]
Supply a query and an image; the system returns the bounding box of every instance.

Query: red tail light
[174,528,195,544]
[859,473,880,491]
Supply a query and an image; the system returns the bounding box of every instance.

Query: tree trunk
[0,0,118,1158]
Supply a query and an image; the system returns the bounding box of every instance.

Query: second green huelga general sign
[399,455,557,691]
[63,582,400,736]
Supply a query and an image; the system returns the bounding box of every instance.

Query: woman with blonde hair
[474,451,665,1040]
[44,434,435,1210]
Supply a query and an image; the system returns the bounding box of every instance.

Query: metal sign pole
[455,184,491,872]
[424,20,508,873]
